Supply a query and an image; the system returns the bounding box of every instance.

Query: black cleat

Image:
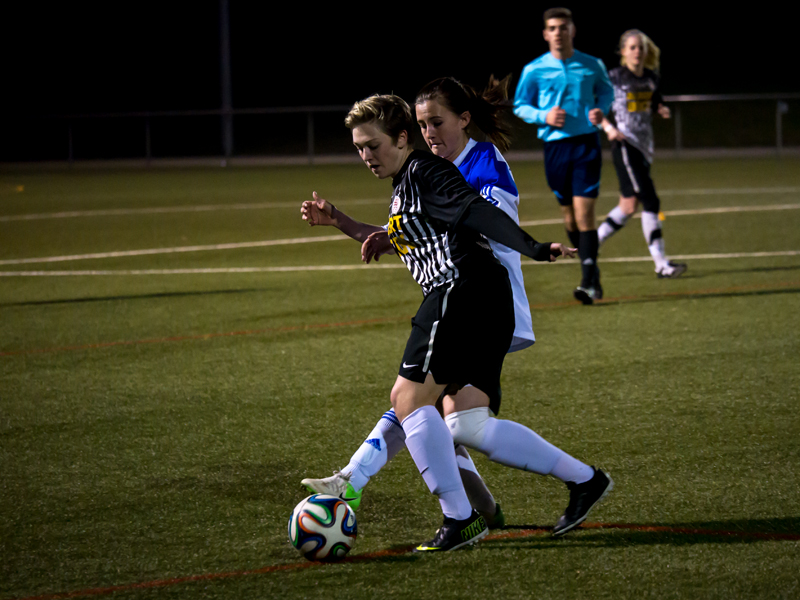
[573,286,602,305]
[483,503,505,530]
[415,510,488,552]
[553,468,613,537]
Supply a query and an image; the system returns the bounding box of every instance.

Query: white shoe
[656,261,687,279]
[301,471,362,509]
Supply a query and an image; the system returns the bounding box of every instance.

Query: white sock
[343,408,406,491]
[598,206,630,245]
[402,406,472,520]
[478,416,593,484]
[641,211,668,270]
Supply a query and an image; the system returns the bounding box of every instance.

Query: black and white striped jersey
[387,150,500,296]
[608,67,664,164]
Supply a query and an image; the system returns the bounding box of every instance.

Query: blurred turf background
[1,157,799,599]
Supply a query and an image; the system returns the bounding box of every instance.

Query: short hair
[543,7,572,26]
[344,94,415,144]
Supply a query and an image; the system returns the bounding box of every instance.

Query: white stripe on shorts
[621,144,641,194]
[423,281,455,373]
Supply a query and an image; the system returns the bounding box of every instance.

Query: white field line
[1,203,799,267]
[2,251,799,277]
[0,234,348,266]
[2,187,799,222]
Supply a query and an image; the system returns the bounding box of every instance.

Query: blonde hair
[344,94,415,144]
[619,29,661,73]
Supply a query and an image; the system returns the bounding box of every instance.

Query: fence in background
[3,94,800,165]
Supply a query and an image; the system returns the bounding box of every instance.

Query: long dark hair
[415,75,513,152]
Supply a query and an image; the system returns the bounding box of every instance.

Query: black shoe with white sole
[552,468,613,537]
[414,510,488,552]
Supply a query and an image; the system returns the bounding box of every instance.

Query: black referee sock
[578,230,599,288]
[566,228,581,249]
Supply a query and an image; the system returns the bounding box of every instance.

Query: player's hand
[546,106,566,128]
[549,243,577,261]
[605,126,626,142]
[301,191,336,227]
[588,108,604,125]
[657,104,671,119]
[361,230,394,264]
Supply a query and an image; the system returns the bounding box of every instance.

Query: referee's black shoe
[414,510,488,552]
[552,468,614,537]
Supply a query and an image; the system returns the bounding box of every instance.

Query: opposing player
[513,7,614,304]
[302,81,612,543]
[598,29,687,278]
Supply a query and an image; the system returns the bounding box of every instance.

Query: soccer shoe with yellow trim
[414,510,488,552]
[656,261,688,279]
[482,503,505,530]
[301,471,362,511]
[552,467,613,537]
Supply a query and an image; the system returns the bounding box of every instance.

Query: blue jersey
[454,139,535,352]
[514,49,614,143]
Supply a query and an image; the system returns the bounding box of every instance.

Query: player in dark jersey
[302,78,612,539]
[305,93,580,551]
[598,29,687,278]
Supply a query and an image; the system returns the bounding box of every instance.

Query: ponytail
[415,75,514,152]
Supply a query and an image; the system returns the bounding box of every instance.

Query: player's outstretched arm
[461,200,576,262]
[301,191,384,243]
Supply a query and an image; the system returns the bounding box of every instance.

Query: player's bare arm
[301,191,384,242]
[657,104,671,119]
[601,118,626,141]
[361,230,395,264]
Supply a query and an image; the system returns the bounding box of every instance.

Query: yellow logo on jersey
[626,90,653,113]
[388,214,417,256]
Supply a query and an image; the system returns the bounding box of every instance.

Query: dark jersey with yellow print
[608,66,664,163]
[388,150,498,295]
[387,150,552,295]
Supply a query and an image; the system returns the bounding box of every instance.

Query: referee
[513,7,614,304]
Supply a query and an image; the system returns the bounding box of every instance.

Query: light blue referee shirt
[514,49,614,142]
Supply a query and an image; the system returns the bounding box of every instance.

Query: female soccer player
[302,82,611,548]
[598,29,687,278]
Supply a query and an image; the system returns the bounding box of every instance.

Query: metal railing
[662,93,800,152]
[5,93,800,165]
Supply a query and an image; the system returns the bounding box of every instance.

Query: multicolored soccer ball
[288,494,357,561]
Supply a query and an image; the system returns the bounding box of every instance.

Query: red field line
[2,281,799,358]
[11,523,799,600]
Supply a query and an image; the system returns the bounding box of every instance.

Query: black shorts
[543,133,602,205]
[611,140,660,213]
[399,263,514,415]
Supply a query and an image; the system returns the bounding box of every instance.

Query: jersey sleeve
[411,156,483,226]
[594,58,614,115]
[651,72,664,113]
[464,145,519,220]
[513,65,548,125]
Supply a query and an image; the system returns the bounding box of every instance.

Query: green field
[1,157,799,599]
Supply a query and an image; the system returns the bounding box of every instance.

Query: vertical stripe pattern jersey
[387,150,501,296]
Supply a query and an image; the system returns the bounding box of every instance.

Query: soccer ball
[288,494,357,561]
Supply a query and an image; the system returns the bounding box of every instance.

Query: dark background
[1,3,796,160]
[2,2,794,115]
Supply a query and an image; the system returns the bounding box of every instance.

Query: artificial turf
[1,157,799,599]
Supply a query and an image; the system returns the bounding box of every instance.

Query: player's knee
[445,407,491,450]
